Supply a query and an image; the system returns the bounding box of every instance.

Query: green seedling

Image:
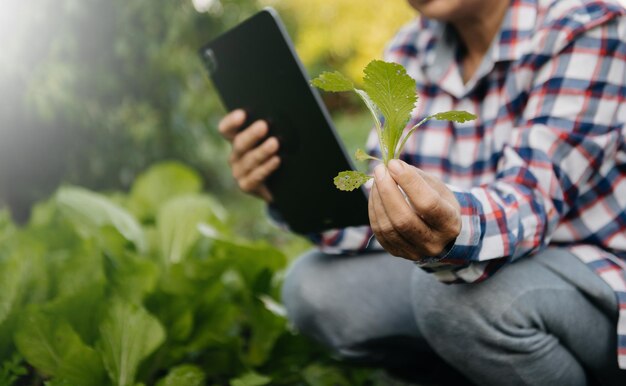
[311,60,476,191]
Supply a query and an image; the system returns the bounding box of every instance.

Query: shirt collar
[422,0,538,97]
[491,0,538,63]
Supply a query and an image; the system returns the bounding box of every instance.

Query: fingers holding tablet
[218,110,281,203]
[237,153,281,202]
[218,109,246,141]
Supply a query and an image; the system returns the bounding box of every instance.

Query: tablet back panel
[200,8,369,234]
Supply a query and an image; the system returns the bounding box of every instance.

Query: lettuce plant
[311,60,476,191]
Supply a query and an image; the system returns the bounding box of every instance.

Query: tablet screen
[199,8,369,234]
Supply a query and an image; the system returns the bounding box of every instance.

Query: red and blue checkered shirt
[311,0,626,369]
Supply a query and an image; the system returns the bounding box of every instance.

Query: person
[218,0,626,384]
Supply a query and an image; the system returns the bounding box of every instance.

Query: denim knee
[410,265,557,356]
[281,251,328,342]
[281,250,423,360]
[409,257,598,386]
[281,250,357,352]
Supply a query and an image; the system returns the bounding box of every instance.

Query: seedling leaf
[431,110,477,123]
[354,89,384,151]
[311,60,476,192]
[354,148,380,162]
[355,149,369,161]
[363,60,417,159]
[310,71,354,92]
[333,171,373,191]
[354,88,382,123]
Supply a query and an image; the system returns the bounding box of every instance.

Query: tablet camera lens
[202,48,218,74]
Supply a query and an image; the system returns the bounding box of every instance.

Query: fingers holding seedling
[369,162,461,259]
[311,60,474,259]
[387,160,460,237]
[368,179,401,256]
[369,171,428,260]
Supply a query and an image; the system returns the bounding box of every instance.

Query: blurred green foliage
[0,0,412,222]
[0,0,261,220]
[268,0,414,81]
[0,162,393,385]
[0,1,416,384]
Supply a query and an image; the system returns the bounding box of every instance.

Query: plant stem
[393,115,433,159]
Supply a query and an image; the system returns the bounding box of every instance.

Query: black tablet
[199,7,369,234]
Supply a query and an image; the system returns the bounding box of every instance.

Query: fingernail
[233,109,245,121]
[254,120,268,133]
[267,137,279,150]
[374,164,385,180]
[388,159,404,175]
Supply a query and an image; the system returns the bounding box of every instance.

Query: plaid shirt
[311,0,626,369]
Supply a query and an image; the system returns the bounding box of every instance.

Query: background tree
[0,0,258,221]
[269,0,414,81]
[0,1,423,384]
[0,0,415,223]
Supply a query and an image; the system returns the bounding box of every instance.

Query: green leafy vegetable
[311,60,477,190]
[14,311,106,386]
[96,299,165,386]
[128,161,202,221]
[230,371,271,386]
[303,364,352,386]
[0,161,375,385]
[0,249,25,331]
[0,354,27,386]
[157,194,228,264]
[57,187,147,253]
[155,365,205,386]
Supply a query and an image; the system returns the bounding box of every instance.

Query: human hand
[369,159,461,260]
[218,109,281,203]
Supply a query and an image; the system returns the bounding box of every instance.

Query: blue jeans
[281,248,626,385]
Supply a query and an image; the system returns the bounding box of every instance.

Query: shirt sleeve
[420,13,626,283]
